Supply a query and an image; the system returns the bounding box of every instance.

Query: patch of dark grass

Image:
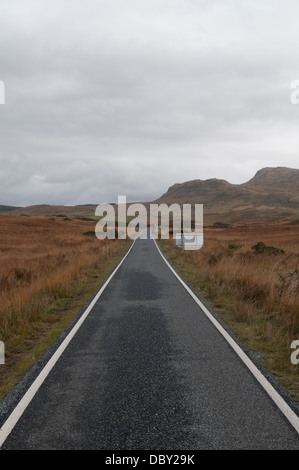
[251,241,285,255]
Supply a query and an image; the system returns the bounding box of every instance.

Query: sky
[0,0,299,206]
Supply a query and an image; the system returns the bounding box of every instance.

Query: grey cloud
[0,0,299,206]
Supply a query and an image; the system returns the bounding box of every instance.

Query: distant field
[8,203,100,219]
[0,214,131,398]
[159,222,299,400]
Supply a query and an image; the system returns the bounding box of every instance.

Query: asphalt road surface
[0,235,299,450]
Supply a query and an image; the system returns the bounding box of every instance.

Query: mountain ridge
[155,167,299,223]
[2,167,299,224]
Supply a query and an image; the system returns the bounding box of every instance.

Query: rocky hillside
[155,167,299,224]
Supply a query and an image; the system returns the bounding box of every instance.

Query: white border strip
[154,239,299,435]
[0,239,135,448]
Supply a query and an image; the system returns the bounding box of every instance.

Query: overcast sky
[0,0,299,206]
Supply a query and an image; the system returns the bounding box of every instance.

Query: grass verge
[158,226,299,401]
[0,214,132,400]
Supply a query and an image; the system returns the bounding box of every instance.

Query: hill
[243,166,299,192]
[0,205,22,212]
[155,167,299,224]
[7,204,99,220]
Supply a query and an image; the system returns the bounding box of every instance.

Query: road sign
[175,233,204,250]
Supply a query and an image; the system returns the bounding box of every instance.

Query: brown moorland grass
[0,213,131,398]
[159,222,299,401]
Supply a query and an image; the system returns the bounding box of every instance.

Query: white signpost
[175,233,204,251]
[0,341,4,364]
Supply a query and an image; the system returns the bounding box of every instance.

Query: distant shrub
[228,242,242,250]
[251,241,285,255]
[213,222,230,228]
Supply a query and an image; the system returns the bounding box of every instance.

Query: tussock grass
[159,223,299,400]
[0,214,131,398]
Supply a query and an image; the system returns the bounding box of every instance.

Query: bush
[228,242,242,250]
[251,241,285,255]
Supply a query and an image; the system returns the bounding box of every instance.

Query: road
[0,235,299,449]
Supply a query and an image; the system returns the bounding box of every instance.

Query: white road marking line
[153,238,299,435]
[0,239,135,448]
